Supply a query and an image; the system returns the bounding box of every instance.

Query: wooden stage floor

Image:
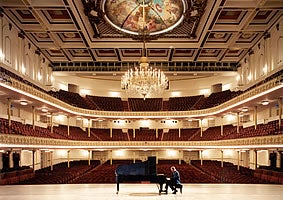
[0,184,282,200]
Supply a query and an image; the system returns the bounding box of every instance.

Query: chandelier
[121,0,169,99]
[121,53,168,100]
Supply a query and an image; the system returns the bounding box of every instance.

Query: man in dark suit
[165,166,182,194]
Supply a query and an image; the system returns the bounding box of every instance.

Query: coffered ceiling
[0,0,282,68]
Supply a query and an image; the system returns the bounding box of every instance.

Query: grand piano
[115,157,167,194]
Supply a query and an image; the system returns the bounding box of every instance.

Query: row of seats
[9,159,271,185]
[191,160,265,184]
[0,167,34,185]
[1,118,282,141]
[20,160,100,184]
[48,90,243,111]
[254,166,283,184]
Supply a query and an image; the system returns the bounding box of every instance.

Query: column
[276,150,281,169]
[32,150,35,169]
[133,129,135,138]
[8,151,12,168]
[50,151,53,171]
[133,151,136,163]
[110,150,112,165]
[88,119,91,137]
[254,150,257,169]
[221,116,223,136]
[249,50,256,81]
[7,98,11,127]
[67,116,70,136]
[110,128,112,138]
[200,150,203,166]
[237,112,240,133]
[88,150,91,166]
[264,32,271,73]
[179,150,181,165]
[156,151,158,165]
[237,150,240,171]
[156,128,158,139]
[50,113,53,133]
[67,150,70,168]
[254,106,258,130]
[35,51,40,83]
[32,106,35,130]
[19,31,25,74]
[0,11,3,63]
[279,98,282,129]
[221,150,223,168]
[200,119,203,137]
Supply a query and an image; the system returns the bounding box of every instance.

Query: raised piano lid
[115,156,157,176]
[116,162,146,176]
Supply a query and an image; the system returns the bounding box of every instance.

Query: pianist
[165,166,182,194]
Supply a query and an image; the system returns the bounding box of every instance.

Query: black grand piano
[115,157,167,194]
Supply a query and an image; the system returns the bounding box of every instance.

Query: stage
[0,184,282,200]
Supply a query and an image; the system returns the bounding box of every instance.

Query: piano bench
[175,184,183,193]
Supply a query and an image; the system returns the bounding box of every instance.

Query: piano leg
[116,182,119,194]
[158,183,167,195]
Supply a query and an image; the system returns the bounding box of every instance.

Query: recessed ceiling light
[261,100,269,106]
[20,100,28,106]
[41,108,48,112]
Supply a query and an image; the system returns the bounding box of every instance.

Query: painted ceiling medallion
[214,33,225,39]
[102,0,185,36]
[64,33,76,38]
[241,32,253,39]
[36,33,49,38]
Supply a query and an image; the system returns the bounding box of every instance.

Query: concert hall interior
[0,0,283,199]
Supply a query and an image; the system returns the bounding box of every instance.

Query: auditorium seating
[191,160,264,184]
[20,160,100,184]
[161,128,200,141]
[9,159,279,185]
[0,167,34,185]
[168,95,204,111]
[254,168,283,184]
[194,90,243,110]
[49,90,92,109]
[129,128,161,141]
[128,98,163,111]
[70,160,135,184]
[1,117,282,142]
[53,125,98,141]
[190,125,237,141]
[86,95,124,111]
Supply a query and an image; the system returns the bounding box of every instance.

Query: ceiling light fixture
[261,100,269,106]
[20,100,28,106]
[120,0,168,100]
[41,108,48,112]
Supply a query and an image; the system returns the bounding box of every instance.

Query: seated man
[165,166,182,194]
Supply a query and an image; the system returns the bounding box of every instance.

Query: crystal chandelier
[121,54,168,99]
[121,0,168,99]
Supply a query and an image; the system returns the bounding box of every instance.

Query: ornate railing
[1,134,282,148]
[5,73,282,119]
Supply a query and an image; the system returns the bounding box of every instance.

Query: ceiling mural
[103,0,185,35]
